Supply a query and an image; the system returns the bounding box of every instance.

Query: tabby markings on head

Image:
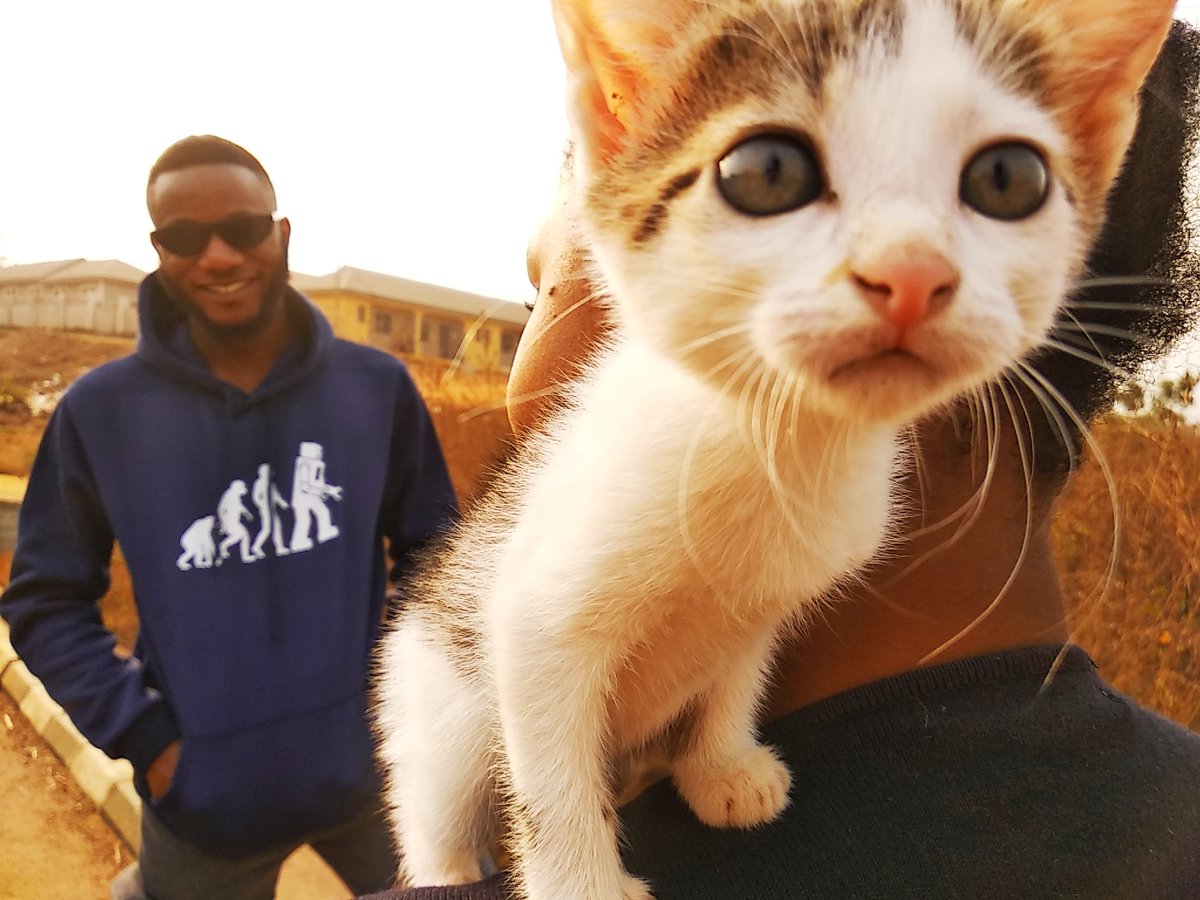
[607,0,1054,248]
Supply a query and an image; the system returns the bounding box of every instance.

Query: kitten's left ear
[550,0,692,163]
[1024,0,1176,189]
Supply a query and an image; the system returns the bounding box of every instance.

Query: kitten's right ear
[550,0,690,163]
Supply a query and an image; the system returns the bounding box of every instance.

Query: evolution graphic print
[176,441,343,571]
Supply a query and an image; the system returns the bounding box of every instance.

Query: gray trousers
[110,802,400,900]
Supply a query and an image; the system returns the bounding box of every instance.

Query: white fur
[378,343,898,898]
[374,1,1127,897]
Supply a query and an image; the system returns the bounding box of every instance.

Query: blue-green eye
[717,134,824,216]
[960,142,1050,221]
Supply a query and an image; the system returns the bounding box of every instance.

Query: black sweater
[373,645,1200,899]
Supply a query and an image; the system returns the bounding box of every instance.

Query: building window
[420,314,465,361]
[499,329,521,370]
[373,310,393,335]
[391,309,416,354]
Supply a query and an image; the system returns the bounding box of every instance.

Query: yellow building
[0,261,529,374]
[292,266,528,373]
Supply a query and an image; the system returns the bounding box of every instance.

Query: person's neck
[764,419,1070,718]
[189,303,292,394]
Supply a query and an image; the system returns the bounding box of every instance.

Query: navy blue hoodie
[1,274,458,855]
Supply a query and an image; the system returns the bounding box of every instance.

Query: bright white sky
[2,0,1200,376]
[0,1,568,305]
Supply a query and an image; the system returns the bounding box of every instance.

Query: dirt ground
[0,686,355,900]
[0,689,131,899]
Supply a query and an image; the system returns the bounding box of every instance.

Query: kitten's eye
[717,135,824,216]
[960,142,1050,221]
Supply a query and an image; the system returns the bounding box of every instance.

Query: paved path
[0,687,129,898]
[0,475,24,505]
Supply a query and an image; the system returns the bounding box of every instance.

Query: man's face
[148,163,290,338]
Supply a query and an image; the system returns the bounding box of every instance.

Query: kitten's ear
[550,0,690,162]
[1025,0,1176,188]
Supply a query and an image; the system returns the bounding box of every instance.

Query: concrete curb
[0,618,142,852]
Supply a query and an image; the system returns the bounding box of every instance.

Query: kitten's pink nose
[851,247,959,332]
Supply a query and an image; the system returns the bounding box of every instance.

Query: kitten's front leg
[671,630,792,828]
[494,607,652,900]
[377,619,497,886]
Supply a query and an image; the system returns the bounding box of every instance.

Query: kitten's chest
[522,346,899,606]
[677,446,895,601]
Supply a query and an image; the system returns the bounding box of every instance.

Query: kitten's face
[553,0,1175,425]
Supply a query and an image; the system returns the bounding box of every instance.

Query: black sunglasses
[152,213,282,257]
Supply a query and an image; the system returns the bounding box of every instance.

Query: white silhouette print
[290,442,342,552]
[176,515,217,571]
[217,479,257,564]
[250,463,291,559]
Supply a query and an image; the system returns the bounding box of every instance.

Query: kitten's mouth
[826,348,939,385]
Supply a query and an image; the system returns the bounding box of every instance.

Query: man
[1,135,459,898]
[376,21,1200,900]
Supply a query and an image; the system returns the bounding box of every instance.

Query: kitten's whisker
[917,383,1038,665]
[1064,299,1177,314]
[677,323,754,360]
[1008,363,1123,696]
[881,390,1002,586]
[1039,338,1139,387]
[441,300,540,386]
[1016,362,1122,604]
[521,287,608,359]
[1008,369,1078,479]
[466,383,572,424]
[1052,320,1159,347]
[1050,309,1118,383]
[1071,274,1177,290]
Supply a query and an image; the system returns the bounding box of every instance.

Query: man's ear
[279,217,291,250]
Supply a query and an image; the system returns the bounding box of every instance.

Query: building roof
[0,259,147,286]
[0,260,528,327]
[291,266,529,327]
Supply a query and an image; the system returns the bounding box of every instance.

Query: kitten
[374,1,1176,897]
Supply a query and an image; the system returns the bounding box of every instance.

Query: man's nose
[196,233,245,267]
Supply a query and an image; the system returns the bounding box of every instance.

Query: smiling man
[1,135,459,899]
[146,141,293,392]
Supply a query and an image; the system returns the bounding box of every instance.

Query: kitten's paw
[620,872,655,900]
[674,745,792,828]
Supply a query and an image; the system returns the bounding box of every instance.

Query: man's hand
[147,739,181,800]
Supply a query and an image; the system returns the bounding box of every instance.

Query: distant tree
[1115,370,1198,424]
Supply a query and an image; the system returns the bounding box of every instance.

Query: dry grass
[0,328,138,476]
[1054,415,1200,731]
[1,329,1198,732]
[399,355,516,504]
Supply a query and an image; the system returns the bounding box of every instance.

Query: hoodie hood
[135,271,333,404]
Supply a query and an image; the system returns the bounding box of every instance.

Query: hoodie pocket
[150,691,380,857]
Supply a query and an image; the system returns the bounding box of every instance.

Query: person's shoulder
[322,341,425,404]
[59,352,143,404]
[1116,689,1200,760]
[327,338,413,375]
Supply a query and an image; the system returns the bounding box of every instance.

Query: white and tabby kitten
[374,1,1176,898]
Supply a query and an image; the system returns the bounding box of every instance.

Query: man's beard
[159,247,290,342]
